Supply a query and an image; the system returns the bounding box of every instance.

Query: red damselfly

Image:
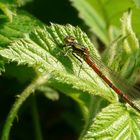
[64,36,140,113]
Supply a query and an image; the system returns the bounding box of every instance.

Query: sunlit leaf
[81,103,140,140]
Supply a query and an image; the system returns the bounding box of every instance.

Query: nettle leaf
[81,103,140,140]
[0,10,43,74]
[0,24,116,104]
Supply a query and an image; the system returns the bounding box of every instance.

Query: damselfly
[64,36,140,113]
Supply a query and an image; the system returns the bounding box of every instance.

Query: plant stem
[31,95,43,140]
[1,74,48,140]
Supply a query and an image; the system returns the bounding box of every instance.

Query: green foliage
[71,0,140,45]
[0,0,31,21]
[82,103,140,140]
[103,10,140,80]
[0,10,43,47]
[0,0,140,140]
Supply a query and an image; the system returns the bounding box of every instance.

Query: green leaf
[0,0,31,22]
[37,86,59,101]
[121,10,139,54]
[0,10,43,47]
[0,10,43,73]
[0,24,115,104]
[0,23,116,129]
[102,10,140,82]
[81,103,140,140]
[0,2,14,22]
[71,0,109,45]
[70,0,139,45]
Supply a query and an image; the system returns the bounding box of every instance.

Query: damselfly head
[64,36,76,45]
